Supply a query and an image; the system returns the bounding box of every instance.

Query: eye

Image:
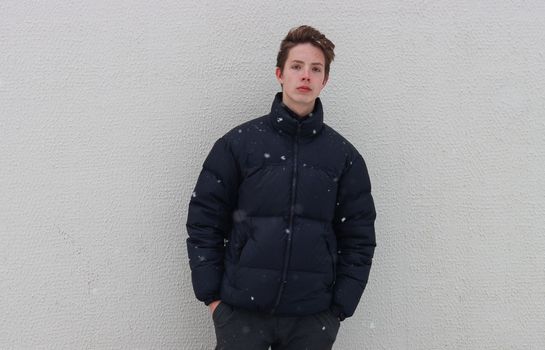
[291,64,301,70]
[313,67,322,72]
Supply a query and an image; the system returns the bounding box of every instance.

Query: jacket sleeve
[330,152,376,321]
[186,136,240,305]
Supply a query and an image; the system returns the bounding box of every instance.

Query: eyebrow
[290,60,324,66]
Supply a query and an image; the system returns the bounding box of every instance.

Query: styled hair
[276,25,335,78]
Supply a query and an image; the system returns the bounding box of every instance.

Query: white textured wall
[1,1,544,349]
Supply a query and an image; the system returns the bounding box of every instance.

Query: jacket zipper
[271,123,300,313]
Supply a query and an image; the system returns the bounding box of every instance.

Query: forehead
[286,43,325,64]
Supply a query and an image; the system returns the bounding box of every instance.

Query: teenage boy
[187,25,376,350]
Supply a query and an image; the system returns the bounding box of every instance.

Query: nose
[301,68,310,81]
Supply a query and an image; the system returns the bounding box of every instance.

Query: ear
[275,67,283,85]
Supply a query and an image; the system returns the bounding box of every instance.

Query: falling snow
[280,155,286,160]
[238,129,242,133]
[277,117,283,122]
[233,209,248,222]
[264,153,270,158]
[191,191,197,198]
[341,217,346,222]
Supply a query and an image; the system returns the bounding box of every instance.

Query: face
[275,43,328,115]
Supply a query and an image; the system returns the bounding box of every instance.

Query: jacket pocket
[233,231,249,264]
[324,238,337,289]
[231,220,252,288]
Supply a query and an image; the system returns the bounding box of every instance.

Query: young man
[186,25,376,349]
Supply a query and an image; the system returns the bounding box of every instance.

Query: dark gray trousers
[212,302,341,350]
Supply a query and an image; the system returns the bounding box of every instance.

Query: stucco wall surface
[1,1,544,349]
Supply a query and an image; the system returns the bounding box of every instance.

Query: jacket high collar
[269,92,324,138]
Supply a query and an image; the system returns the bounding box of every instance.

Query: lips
[297,86,311,92]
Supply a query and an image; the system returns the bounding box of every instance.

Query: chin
[292,92,316,102]
[284,91,317,106]
[299,95,317,103]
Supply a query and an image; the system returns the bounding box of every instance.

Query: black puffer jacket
[186,92,376,321]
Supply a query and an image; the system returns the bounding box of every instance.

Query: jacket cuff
[330,304,347,322]
[204,296,220,306]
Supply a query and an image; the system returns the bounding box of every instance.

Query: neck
[282,95,315,117]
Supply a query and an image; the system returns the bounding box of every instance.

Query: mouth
[297,86,312,92]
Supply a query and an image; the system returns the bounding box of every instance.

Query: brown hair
[276,25,335,79]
